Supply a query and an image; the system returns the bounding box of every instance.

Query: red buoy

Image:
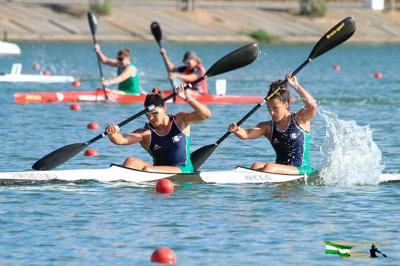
[32,63,41,71]
[43,70,51,76]
[71,80,81,87]
[332,64,341,71]
[151,247,176,264]
[84,148,98,157]
[70,103,81,111]
[87,122,100,130]
[156,179,174,194]
[374,72,382,79]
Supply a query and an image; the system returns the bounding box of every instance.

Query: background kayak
[1,74,75,83]
[14,89,264,104]
[0,41,21,55]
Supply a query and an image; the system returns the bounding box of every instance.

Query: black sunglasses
[146,111,160,116]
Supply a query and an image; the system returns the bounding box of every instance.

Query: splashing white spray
[319,109,384,186]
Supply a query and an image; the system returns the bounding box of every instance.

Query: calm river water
[0,42,399,265]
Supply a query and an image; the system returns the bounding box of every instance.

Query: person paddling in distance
[105,84,211,173]
[160,48,208,95]
[95,44,141,95]
[228,74,317,175]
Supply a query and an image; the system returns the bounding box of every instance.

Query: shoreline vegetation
[1,0,400,43]
[243,29,281,43]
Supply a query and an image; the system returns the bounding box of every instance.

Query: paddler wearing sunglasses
[105,84,211,173]
[95,44,140,95]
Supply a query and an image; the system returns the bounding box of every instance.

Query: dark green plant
[244,29,280,43]
[300,0,327,17]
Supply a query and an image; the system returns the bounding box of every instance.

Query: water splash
[318,109,384,186]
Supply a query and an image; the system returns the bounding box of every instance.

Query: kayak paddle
[88,11,108,100]
[32,43,259,170]
[151,21,176,91]
[190,17,356,170]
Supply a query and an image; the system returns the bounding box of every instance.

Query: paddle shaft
[90,35,105,85]
[85,108,148,145]
[214,58,311,146]
[150,22,176,103]
[88,12,108,100]
[376,249,387,257]
[156,41,175,90]
[85,78,204,145]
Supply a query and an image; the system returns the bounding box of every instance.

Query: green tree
[90,0,112,15]
[300,0,327,17]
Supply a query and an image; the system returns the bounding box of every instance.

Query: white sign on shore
[365,0,384,10]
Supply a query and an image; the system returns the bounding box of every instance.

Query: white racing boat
[0,63,75,83]
[0,164,399,185]
[0,41,21,55]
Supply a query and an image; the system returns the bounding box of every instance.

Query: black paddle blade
[206,43,259,78]
[32,143,87,170]
[309,17,356,60]
[87,11,97,35]
[190,144,217,170]
[150,21,162,43]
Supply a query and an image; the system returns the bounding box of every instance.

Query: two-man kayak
[0,164,398,185]
[14,89,264,104]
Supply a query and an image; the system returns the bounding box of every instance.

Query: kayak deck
[14,89,264,104]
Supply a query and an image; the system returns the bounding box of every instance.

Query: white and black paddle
[88,11,108,100]
[190,17,356,170]
[32,43,260,170]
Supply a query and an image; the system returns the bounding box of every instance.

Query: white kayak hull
[0,41,21,55]
[199,167,306,183]
[0,74,75,83]
[0,165,399,185]
[0,164,178,183]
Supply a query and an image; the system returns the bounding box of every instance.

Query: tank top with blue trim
[270,113,311,167]
[145,114,192,167]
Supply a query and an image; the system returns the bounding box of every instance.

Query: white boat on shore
[0,164,399,185]
[0,41,21,55]
[0,63,75,83]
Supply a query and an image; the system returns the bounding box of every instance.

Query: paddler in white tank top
[228,74,317,175]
